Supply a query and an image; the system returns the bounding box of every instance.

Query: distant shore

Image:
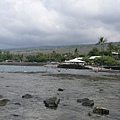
[0,62,47,66]
[0,62,120,71]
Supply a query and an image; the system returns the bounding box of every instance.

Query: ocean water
[0,65,119,76]
[0,65,120,120]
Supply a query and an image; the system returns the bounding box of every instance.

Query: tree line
[0,38,120,66]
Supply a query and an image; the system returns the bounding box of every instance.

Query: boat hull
[57,64,91,69]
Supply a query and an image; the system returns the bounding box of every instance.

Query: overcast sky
[0,0,120,49]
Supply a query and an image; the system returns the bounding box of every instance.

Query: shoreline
[0,70,120,81]
[0,63,120,74]
[0,62,47,66]
[1,62,120,70]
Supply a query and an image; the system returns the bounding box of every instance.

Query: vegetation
[0,40,120,66]
[88,47,100,56]
[0,50,23,62]
[96,37,107,67]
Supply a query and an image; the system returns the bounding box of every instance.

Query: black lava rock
[43,97,60,109]
[22,94,33,99]
[93,106,109,115]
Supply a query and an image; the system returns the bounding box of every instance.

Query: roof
[65,58,85,63]
[112,52,118,55]
[89,56,101,59]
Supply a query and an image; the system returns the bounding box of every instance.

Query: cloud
[0,0,120,49]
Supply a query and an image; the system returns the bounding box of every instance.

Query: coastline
[0,62,47,66]
[0,62,120,73]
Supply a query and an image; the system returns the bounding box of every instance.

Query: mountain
[3,42,120,55]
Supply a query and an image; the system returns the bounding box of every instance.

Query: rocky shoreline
[0,72,120,120]
[43,73,120,81]
[0,89,110,118]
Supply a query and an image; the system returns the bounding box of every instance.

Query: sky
[0,0,120,49]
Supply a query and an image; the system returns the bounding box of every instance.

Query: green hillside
[3,42,119,56]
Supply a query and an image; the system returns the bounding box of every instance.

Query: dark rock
[15,102,21,106]
[22,94,33,99]
[93,106,109,115]
[58,88,64,91]
[77,98,94,107]
[77,98,89,103]
[99,89,104,91]
[43,97,60,109]
[0,99,10,106]
[12,114,19,117]
[82,100,94,107]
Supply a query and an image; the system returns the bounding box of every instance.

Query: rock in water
[93,106,109,115]
[58,88,64,91]
[0,99,10,106]
[14,102,21,106]
[77,98,94,107]
[43,97,60,109]
[82,100,94,107]
[22,94,33,99]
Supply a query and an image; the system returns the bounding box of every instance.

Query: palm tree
[74,47,78,55]
[97,37,107,69]
[107,42,114,52]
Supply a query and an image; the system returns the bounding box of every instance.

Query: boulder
[43,97,60,109]
[14,102,21,106]
[12,114,19,117]
[58,88,64,91]
[0,99,10,106]
[82,100,94,107]
[22,94,33,99]
[93,106,109,115]
[77,98,94,107]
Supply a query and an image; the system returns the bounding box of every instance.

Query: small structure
[111,52,118,55]
[58,58,90,69]
[5,60,16,62]
[65,57,85,65]
[89,56,101,60]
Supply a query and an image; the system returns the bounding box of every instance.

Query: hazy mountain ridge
[3,42,120,55]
